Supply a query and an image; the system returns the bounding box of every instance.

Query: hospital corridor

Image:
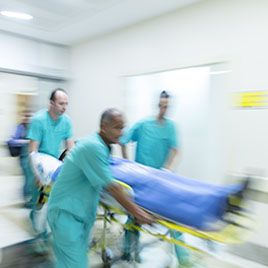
[1,0,268,267]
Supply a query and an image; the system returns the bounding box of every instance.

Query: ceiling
[0,0,201,46]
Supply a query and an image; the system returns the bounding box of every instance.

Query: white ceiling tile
[0,0,202,45]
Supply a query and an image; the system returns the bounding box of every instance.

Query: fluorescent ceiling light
[0,10,33,20]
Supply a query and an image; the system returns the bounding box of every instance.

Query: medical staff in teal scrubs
[27,88,74,252]
[47,108,154,268]
[120,117,178,169]
[120,91,190,266]
[28,88,74,159]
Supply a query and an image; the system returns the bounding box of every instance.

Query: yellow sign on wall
[233,91,268,108]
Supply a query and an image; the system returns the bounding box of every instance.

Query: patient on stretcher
[31,152,248,232]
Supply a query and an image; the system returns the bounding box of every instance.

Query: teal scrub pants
[48,209,91,268]
[123,216,140,260]
[20,146,34,199]
[169,230,190,265]
[123,217,189,265]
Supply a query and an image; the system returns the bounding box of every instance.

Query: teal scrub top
[27,110,73,158]
[120,117,178,169]
[48,133,113,224]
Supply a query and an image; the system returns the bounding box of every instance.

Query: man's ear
[100,122,107,134]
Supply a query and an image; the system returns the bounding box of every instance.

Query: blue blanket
[110,157,242,230]
[33,152,243,231]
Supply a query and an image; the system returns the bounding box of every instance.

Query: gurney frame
[92,179,251,267]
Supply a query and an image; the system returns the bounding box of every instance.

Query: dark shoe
[134,253,142,263]
[121,253,132,262]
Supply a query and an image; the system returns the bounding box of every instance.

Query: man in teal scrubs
[47,108,154,268]
[28,88,74,158]
[27,88,74,250]
[120,91,189,266]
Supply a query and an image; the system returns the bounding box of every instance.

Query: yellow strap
[158,219,241,243]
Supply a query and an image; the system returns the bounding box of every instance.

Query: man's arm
[65,139,74,151]
[106,182,154,225]
[27,116,42,154]
[29,140,39,153]
[163,148,179,171]
[8,125,28,146]
[163,122,180,171]
[120,121,142,159]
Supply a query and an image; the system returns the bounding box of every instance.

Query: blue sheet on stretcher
[110,157,242,231]
[32,152,243,231]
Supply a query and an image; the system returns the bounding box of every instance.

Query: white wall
[70,0,268,178]
[0,32,70,143]
[0,73,38,142]
[123,66,230,184]
[0,32,70,78]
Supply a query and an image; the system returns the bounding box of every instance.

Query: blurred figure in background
[7,110,34,207]
[27,88,74,252]
[120,91,190,266]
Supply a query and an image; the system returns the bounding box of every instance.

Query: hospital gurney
[97,158,250,264]
[31,152,250,265]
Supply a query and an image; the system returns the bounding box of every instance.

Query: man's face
[51,91,68,116]
[158,97,169,117]
[102,115,125,144]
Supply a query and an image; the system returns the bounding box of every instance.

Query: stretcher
[31,152,250,265]
[99,158,251,265]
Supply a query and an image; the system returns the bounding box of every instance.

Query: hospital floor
[0,157,268,267]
